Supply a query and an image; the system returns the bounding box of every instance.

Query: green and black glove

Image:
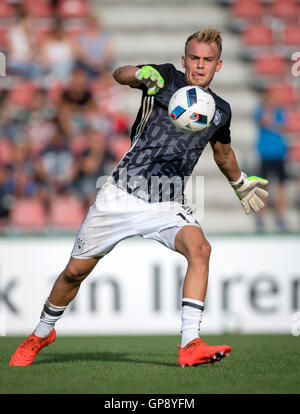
[135,65,164,96]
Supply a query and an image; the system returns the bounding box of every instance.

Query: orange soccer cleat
[178,337,231,367]
[9,329,56,367]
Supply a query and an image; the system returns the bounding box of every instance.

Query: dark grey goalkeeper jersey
[110,63,232,203]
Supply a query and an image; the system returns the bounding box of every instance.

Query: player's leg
[174,225,211,302]
[173,225,231,366]
[34,256,100,337]
[48,256,100,306]
[174,225,210,346]
[10,182,137,366]
[9,256,100,366]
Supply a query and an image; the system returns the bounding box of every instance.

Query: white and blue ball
[168,85,216,133]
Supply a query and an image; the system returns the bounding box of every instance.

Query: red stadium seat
[0,138,13,164]
[282,25,300,46]
[9,82,38,108]
[253,54,287,76]
[0,2,13,18]
[0,27,8,47]
[231,0,264,20]
[242,24,273,46]
[58,0,89,19]
[267,83,298,107]
[23,0,53,18]
[10,198,47,230]
[285,111,300,133]
[269,0,299,21]
[49,195,85,229]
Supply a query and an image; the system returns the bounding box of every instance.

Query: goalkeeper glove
[135,65,164,96]
[229,172,269,215]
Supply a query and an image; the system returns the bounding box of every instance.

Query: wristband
[229,172,247,190]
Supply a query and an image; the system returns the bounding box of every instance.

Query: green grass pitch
[1,334,299,394]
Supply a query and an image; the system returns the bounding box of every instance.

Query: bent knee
[61,256,99,285]
[186,240,212,262]
[62,264,89,285]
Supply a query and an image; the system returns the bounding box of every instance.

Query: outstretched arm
[112,65,141,87]
[210,140,269,215]
[113,65,164,95]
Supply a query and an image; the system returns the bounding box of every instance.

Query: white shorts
[71,182,201,259]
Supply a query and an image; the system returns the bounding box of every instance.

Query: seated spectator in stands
[40,20,78,83]
[35,126,76,203]
[11,164,38,200]
[7,5,42,79]
[0,160,41,218]
[30,88,57,122]
[253,88,289,232]
[0,97,29,143]
[76,14,114,79]
[73,129,111,209]
[26,88,57,157]
[57,67,99,136]
[0,164,14,220]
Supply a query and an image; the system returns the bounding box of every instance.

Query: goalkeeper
[10,28,268,368]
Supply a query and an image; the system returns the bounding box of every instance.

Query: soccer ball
[168,85,216,133]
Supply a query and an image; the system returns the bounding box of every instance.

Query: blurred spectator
[253,89,289,232]
[76,14,114,79]
[11,164,38,199]
[0,161,41,221]
[73,129,113,209]
[0,2,132,232]
[35,126,76,207]
[7,5,42,79]
[26,88,57,157]
[0,164,14,219]
[40,20,78,83]
[57,67,100,136]
[0,98,29,143]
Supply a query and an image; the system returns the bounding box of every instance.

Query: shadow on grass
[36,351,177,368]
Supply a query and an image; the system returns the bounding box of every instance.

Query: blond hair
[185,28,223,57]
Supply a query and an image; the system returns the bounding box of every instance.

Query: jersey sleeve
[131,63,174,92]
[209,106,232,144]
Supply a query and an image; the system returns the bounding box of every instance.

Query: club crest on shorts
[213,109,222,126]
[75,237,85,252]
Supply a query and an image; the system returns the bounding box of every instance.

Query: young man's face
[182,39,222,89]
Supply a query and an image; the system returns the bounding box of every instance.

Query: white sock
[34,320,55,338]
[180,298,204,347]
[34,299,68,338]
